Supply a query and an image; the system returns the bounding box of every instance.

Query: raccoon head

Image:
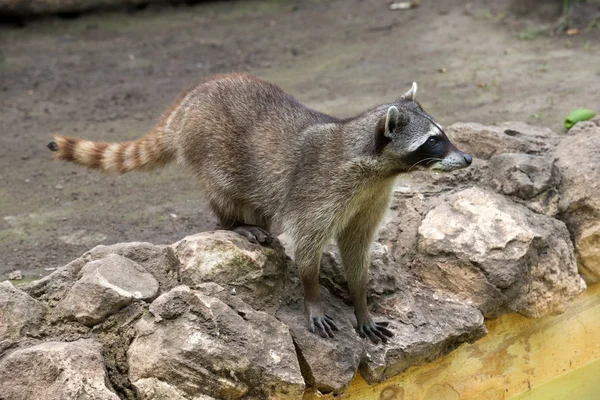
[375,83,472,172]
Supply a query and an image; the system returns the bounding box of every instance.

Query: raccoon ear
[400,82,418,101]
[384,106,409,137]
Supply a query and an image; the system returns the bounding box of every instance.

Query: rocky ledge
[2,120,599,399]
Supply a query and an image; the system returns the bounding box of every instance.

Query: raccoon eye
[427,137,439,146]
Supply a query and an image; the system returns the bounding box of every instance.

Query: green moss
[13,277,37,286]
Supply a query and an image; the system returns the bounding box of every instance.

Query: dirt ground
[1,0,599,280]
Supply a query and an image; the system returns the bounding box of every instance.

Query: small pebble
[8,270,23,280]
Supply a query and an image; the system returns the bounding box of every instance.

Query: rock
[128,285,304,400]
[445,121,556,160]
[418,187,585,318]
[485,153,560,215]
[276,292,364,394]
[20,256,88,303]
[172,231,294,312]
[7,269,23,280]
[320,241,400,304]
[555,124,600,282]
[363,292,485,383]
[54,254,159,326]
[278,272,487,393]
[0,281,46,341]
[21,241,179,304]
[0,339,119,400]
[285,198,488,393]
[87,241,181,292]
[134,378,217,400]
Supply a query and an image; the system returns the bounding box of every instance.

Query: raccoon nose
[464,154,472,165]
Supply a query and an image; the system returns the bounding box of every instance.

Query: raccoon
[49,73,471,343]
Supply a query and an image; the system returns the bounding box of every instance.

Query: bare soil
[1,0,599,280]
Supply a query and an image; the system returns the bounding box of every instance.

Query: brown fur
[49,73,470,342]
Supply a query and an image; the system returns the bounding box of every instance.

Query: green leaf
[564,109,596,129]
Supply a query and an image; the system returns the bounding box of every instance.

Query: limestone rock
[21,241,178,303]
[172,231,294,311]
[418,187,585,317]
[445,121,556,160]
[555,124,600,282]
[128,285,304,400]
[20,256,88,303]
[54,254,159,326]
[134,378,217,400]
[7,269,23,280]
[0,281,46,341]
[0,339,118,400]
[287,203,488,393]
[363,292,485,383]
[485,153,560,215]
[276,292,364,394]
[86,241,181,292]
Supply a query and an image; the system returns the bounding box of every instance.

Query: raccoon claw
[357,321,393,344]
[233,225,274,245]
[308,314,338,338]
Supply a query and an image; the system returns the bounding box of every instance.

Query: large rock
[555,123,600,282]
[445,121,556,160]
[86,242,181,292]
[134,378,218,400]
[172,231,294,312]
[418,187,585,318]
[21,241,179,304]
[485,153,560,215]
[277,286,486,393]
[0,339,118,400]
[53,254,159,326]
[0,281,46,341]
[128,285,305,400]
[285,203,488,393]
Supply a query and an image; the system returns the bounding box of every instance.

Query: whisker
[408,157,443,172]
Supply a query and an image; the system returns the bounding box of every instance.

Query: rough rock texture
[445,121,556,160]
[0,339,119,400]
[0,0,166,17]
[53,254,159,326]
[134,378,218,400]
[0,121,594,398]
[417,187,584,318]
[485,153,560,215]
[555,122,600,282]
[172,231,294,312]
[128,285,305,399]
[0,281,46,341]
[21,241,179,304]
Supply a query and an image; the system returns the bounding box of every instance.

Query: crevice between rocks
[291,336,315,390]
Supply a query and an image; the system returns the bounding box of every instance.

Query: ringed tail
[47,129,175,174]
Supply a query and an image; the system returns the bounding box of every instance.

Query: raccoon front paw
[356,320,393,344]
[308,313,338,338]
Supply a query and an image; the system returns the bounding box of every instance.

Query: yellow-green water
[509,358,600,400]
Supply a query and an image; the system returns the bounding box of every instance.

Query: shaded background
[1,0,599,280]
